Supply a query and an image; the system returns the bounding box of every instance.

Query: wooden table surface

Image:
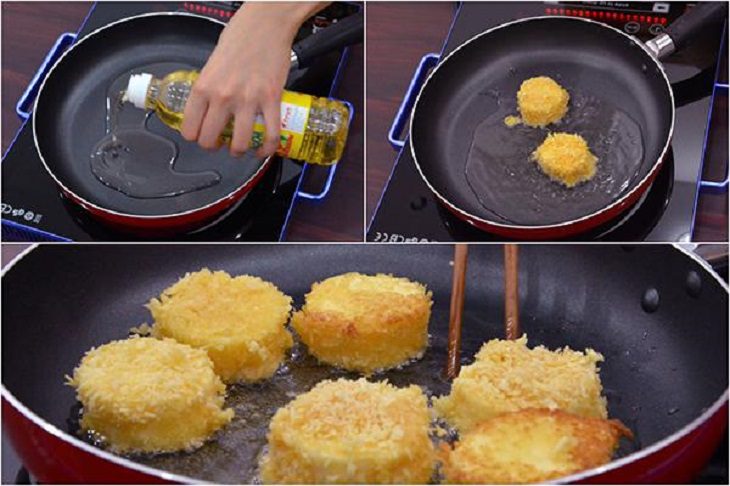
[365,2,728,242]
[1,1,364,242]
[366,1,454,224]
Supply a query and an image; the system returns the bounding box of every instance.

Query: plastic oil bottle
[124,70,350,165]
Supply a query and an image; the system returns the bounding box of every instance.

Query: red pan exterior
[439,153,667,240]
[3,393,726,483]
[585,402,728,483]
[2,399,170,484]
[61,157,272,236]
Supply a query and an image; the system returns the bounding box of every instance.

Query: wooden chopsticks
[445,244,520,380]
[445,244,469,380]
[504,244,520,341]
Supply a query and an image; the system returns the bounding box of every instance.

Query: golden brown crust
[260,378,435,484]
[441,409,632,484]
[68,337,233,453]
[148,268,292,383]
[434,335,608,432]
[292,273,432,373]
[532,132,598,187]
[517,76,570,127]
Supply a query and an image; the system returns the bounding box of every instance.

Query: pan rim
[32,11,272,220]
[1,244,727,484]
[408,15,676,233]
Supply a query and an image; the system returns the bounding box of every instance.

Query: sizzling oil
[90,66,221,198]
[465,88,644,225]
[69,322,638,483]
[70,333,452,483]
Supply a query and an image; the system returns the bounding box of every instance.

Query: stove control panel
[545,1,690,37]
[180,2,358,35]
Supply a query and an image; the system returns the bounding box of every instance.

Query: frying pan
[32,11,363,234]
[407,3,727,239]
[2,244,727,483]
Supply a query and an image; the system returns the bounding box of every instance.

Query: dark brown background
[1,1,364,242]
[366,1,453,224]
[365,2,728,241]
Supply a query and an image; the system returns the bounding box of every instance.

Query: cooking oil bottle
[125,70,350,165]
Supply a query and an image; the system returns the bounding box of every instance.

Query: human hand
[181,2,327,158]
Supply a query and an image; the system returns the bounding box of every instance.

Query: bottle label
[251,91,312,159]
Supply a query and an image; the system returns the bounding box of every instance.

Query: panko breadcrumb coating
[68,337,233,453]
[260,378,435,484]
[532,132,598,187]
[440,409,632,484]
[148,269,292,383]
[517,76,570,127]
[434,335,607,432]
[291,273,432,374]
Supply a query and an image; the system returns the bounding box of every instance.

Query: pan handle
[646,2,727,59]
[15,32,77,121]
[387,53,440,150]
[291,11,363,70]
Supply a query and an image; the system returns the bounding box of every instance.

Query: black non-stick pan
[2,244,728,483]
[32,11,363,231]
[410,2,727,239]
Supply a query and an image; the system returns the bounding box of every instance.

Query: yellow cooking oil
[124,70,350,165]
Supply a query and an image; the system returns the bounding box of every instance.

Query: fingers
[230,106,256,157]
[197,100,232,151]
[257,93,281,158]
[180,85,209,142]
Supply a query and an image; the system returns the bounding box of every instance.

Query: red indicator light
[640,15,646,22]
[559,8,565,15]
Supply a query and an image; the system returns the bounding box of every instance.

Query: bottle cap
[126,73,153,109]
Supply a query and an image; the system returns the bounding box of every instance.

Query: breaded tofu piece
[148,268,292,383]
[68,337,233,453]
[291,273,432,374]
[440,409,633,484]
[517,76,570,127]
[260,378,435,484]
[434,335,607,432]
[532,132,597,187]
